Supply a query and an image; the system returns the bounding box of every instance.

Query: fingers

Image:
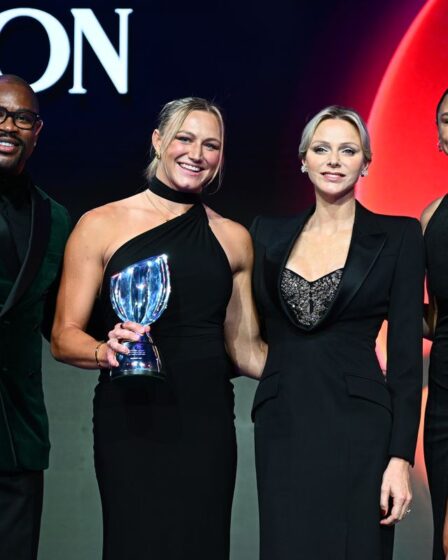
[107,337,129,355]
[105,344,119,368]
[379,457,412,525]
[397,483,412,520]
[379,487,390,519]
[107,321,147,347]
[379,487,412,526]
[106,321,149,367]
[380,497,405,526]
[380,501,412,525]
[399,493,413,521]
[122,321,149,335]
[109,321,148,340]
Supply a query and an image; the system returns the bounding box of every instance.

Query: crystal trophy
[109,254,171,379]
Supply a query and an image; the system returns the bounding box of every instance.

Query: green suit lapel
[0,187,51,318]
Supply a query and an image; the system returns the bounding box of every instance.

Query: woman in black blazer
[421,87,448,560]
[250,106,424,559]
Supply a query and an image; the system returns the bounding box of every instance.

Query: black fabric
[250,202,424,560]
[95,203,236,560]
[148,175,202,204]
[0,470,43,560]
[0,205,19,278]
[0,172,32,263]
[424,194,448,560]
[0,172,31,279]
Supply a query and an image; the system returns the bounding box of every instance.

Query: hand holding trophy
[109,254,171,379]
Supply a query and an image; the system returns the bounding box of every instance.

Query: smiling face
[0,79,43,176]
[437,94,448,155]
[152,110,222,193]
[303,118,366,202]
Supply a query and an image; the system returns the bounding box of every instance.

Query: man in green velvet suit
[0,75,71,560]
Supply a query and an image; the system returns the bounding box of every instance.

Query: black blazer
[250,201,424,464]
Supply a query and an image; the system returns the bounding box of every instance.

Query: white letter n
[69,8,133,94]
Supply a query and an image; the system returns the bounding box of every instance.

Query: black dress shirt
[0,172,32,279]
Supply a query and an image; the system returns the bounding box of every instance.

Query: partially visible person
[51,97,265,560]
[0,74,71,560]
[250,106,424,559]
[421,87,448,560]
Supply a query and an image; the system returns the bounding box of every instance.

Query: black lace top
[280,267,343,327]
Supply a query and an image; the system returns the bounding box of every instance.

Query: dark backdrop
[0,2,434,559]
[0,0,424,224]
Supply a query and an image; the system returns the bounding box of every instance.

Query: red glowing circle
[359,0,448,481]
[359,0,448,217]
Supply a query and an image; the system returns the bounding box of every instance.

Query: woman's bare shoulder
[204,205,251,241]
[76,194,143,229]
[66,195,144,257]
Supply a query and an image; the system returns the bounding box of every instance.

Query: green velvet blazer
[0,184,70,471]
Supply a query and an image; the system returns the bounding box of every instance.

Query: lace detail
[281,268,343,327]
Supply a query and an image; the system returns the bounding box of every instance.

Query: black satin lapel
[323,230,386,324]
[0,189,51,317]
[273,206,315,328]
[318,202,387,326]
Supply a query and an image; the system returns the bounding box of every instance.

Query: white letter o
[0,8,70,92]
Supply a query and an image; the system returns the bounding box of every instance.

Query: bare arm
[51,210,109,369]
[222,224,267,379]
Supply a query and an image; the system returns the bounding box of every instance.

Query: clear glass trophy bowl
[109,254,171,380]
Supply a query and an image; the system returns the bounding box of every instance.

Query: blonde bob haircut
[146,97,225,189]
[298,105,372,164]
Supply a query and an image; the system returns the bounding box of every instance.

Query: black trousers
[0,471,43,560]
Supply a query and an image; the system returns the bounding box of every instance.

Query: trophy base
[111,368,165,380]
[110,334,166,381]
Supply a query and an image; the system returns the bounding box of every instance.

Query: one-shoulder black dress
[425,194,448,560]
[94,201,237,560]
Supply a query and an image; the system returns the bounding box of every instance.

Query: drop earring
[361,168,369,177]
[301,163,308,173]
[438,140,443,152]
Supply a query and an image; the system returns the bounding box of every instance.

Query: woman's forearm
[51,325,107,370]
[224,333,267,379]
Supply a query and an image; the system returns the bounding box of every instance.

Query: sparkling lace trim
[281,267,343,327]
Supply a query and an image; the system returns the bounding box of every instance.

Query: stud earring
[301,163,307,173]
[438,140,443,152]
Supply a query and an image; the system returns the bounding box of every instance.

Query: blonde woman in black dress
[250,106,423,559]
[421,87,448,560]
[51,97,265,560]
